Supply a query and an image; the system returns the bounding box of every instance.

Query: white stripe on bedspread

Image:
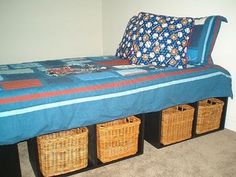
[0,72,231,118]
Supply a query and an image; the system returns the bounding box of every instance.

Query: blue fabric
[186,47,199,64]
[131,12,193,68]
[116,16,139,59]
[0,56,233,145]
[116,12,194,68]
[76,71,119,81]
[187,16,227,65]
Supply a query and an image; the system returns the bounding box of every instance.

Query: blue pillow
[116,15,139,59]
[116,12,194,69]
[131,12,193,68]
[187,16,227,65]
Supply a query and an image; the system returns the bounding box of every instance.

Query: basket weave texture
[196,98,224,134]
[37,127,88,177]
[96,116,141,163]
[161,104,194,145]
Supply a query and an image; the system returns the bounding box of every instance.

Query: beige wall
[102,0,236,131]
[0,0,103,64]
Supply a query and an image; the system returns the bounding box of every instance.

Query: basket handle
[126,117,133,123]
[177,106,186,111]
[207,99,216,105]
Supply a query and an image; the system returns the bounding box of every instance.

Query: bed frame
[0,97,228,177]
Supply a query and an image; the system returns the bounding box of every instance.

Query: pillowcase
[131,12,194,68]
[116,12,194,69]
[116,15,139,59]
[187,16,227,65]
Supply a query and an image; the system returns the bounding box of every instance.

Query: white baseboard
[225,116,236,132]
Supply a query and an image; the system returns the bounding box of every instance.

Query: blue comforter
[0,56,233,145]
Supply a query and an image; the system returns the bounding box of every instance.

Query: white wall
[0,0,103,64]
[102,0,236,132]
[0,0,235,131]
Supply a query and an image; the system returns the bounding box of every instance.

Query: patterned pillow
[116,15,139,59]
[187,16,227,65]
[129,12,194,68]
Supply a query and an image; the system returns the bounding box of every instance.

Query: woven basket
[196,98,224,134]
[161,104,194,145]
[96,116,141,163]
[37,127,88,177]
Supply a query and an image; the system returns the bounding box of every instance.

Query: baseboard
[225,115,236,132]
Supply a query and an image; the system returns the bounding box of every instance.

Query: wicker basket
[196,98,224,134]
[37,127,88,177]
[161,104,194,145]
[96,116,141,163]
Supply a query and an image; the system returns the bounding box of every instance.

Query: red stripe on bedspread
[96,59,130,66]
[0,66,211,104]
[0,79,42,90]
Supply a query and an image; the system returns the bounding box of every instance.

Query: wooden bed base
[0,97,228,177]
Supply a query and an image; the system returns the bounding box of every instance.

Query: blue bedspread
[0,56,233,145]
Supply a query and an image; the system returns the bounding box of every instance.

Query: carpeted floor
[19,129,236,177]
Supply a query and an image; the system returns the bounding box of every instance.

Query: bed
[0,12,233,177]
[0,55,232,145]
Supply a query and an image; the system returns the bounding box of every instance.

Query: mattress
[0,56,233,145]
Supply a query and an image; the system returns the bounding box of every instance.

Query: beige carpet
[19,129,236,177]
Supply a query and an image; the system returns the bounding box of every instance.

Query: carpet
[18,129,236,177]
